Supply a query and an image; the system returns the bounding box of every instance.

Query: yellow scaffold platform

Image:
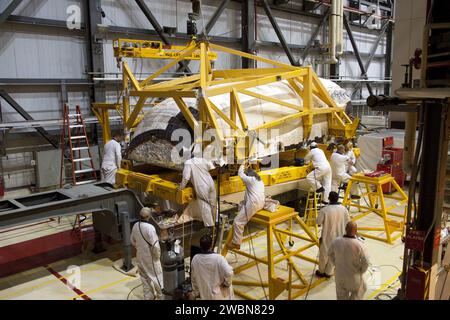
[221,205,326,300]
[342,173,408,244]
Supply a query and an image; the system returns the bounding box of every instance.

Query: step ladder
[60,104,97,187]
[303,191,322,236]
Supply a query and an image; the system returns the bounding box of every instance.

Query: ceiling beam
[0,0,21,26]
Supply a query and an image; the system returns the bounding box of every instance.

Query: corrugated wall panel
[0,26,87,78]
[12,0,85,22]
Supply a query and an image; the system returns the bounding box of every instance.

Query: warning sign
[405,229,426,252]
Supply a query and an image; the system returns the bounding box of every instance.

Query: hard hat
[310,142,318,148]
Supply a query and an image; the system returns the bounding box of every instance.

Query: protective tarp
[127,78,350,170]
[356,129,406,171]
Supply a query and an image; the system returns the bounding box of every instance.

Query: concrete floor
[0,187,404,300]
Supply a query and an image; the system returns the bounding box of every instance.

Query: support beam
[134,0,190,73]
[0,89,58,148]
[300,8,330,65]
[60,80,68,105]
[0,101,4,156]
[6,15,86,31]
[242,0,256,68]
[343,14,373,96]
[107,25,239,44]
[384,21,393,95]
[0,0,21,26]
[135,0,170,45]
[0,78,91,85]
[351,20,390,99]
[86,0,105,145]
[413,102,448,272]
[260,0,299,66]
[205,0,230,34]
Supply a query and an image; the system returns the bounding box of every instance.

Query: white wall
[390,0,427,122]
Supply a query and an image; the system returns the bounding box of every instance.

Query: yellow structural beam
[116,164,312,205]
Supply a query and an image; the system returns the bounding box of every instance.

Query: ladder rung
[71,135,87,139]
[74,168,95,174]
[74,179,97,186]
[68,114,82,117]
[72,147,89,151]
[73,157,92,162]
[69,125,84,128]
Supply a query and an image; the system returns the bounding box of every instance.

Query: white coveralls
[180,157,217,227]
[346,149,357,175]
[330,152,358,195]
[316,204,350,275]
[328,236,370,300]
[101,139,121,185]
[130,222,164,300]
[232,165,265,245]
[304,148,332,202]
[191,253,234,300]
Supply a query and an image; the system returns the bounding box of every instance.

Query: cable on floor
[127,283,143,300]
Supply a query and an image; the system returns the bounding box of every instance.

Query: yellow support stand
[342,173,408,244]
[221,205,326,300]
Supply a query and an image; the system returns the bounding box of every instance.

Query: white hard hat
[310,142,318,148]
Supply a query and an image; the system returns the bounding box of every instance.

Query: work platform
[221,205,326,300]
[343,173,408,244]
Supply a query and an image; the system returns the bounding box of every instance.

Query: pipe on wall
[337,0,344,56]
[326,0,343,64]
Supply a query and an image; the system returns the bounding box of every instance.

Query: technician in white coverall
[101,133,123,185]
[179,155,217,227]
[130,207,164,300]
[228,162,265,249]
[191,235,234,300]
[328,221,370,300]
[315,191,349,278]
[330,145,359,197]
[345,141,357,175]
[304,142,332,203]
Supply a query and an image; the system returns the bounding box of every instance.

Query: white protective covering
[316,204,350,275]
[328,236,370,300]
[191,253,234,300]
[101,138,122,184]
[357,129,406,171]
[179,157,217,226]
[130,222,163,300]
[232,165,265,245]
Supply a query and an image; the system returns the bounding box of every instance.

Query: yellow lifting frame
[342,173,408,244]
[113,38,218,60]
[93,39,359,162]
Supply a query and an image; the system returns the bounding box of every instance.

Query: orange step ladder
[60,104,97,187]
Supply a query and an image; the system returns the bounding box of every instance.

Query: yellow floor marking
[69,276,135,300]
[0,264,117,300]
[0,275,65,300]
[366,271,401,300]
